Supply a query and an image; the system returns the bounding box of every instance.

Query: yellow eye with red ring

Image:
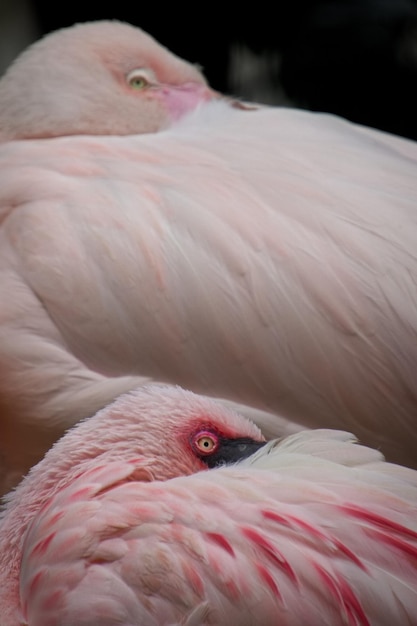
[192,430,219,456]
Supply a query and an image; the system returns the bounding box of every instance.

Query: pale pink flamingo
[0,385,416,625]
[1,21,417,494]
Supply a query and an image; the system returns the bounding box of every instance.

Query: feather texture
[1,22,417,494]
[1,101,417,483]
[0,388,415,625]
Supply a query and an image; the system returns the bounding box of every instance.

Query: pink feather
[1,21,417,495]
[0,386,416,625]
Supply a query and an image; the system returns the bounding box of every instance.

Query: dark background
[2,0,417,140]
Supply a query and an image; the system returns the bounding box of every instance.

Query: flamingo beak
[204,437,267,469]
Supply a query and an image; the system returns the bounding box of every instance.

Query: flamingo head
[0,20,217,141]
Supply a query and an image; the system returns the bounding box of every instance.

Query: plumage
[0,20,213,141]
[1,21,417,493]
[0,386,416,625]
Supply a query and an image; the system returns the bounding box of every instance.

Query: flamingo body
[0,387,416,625]
[1,21,417,493]
[1,102,417,481]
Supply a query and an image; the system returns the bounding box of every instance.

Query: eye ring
[126,69,152,90]
[192,430,219,456]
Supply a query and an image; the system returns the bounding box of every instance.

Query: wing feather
[20,432,417,625]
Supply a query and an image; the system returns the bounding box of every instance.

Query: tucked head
[0,20,215,141]
[0,385,265,623]
[42,384,267,482]
[1,385,266,525]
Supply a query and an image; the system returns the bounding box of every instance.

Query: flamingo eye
[126,69,154,90]
[193,431,219,455]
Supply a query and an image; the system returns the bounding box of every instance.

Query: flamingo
[1,21,417,495]
[0,385,416,625]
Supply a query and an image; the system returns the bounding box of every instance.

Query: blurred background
[1,0,417,140]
